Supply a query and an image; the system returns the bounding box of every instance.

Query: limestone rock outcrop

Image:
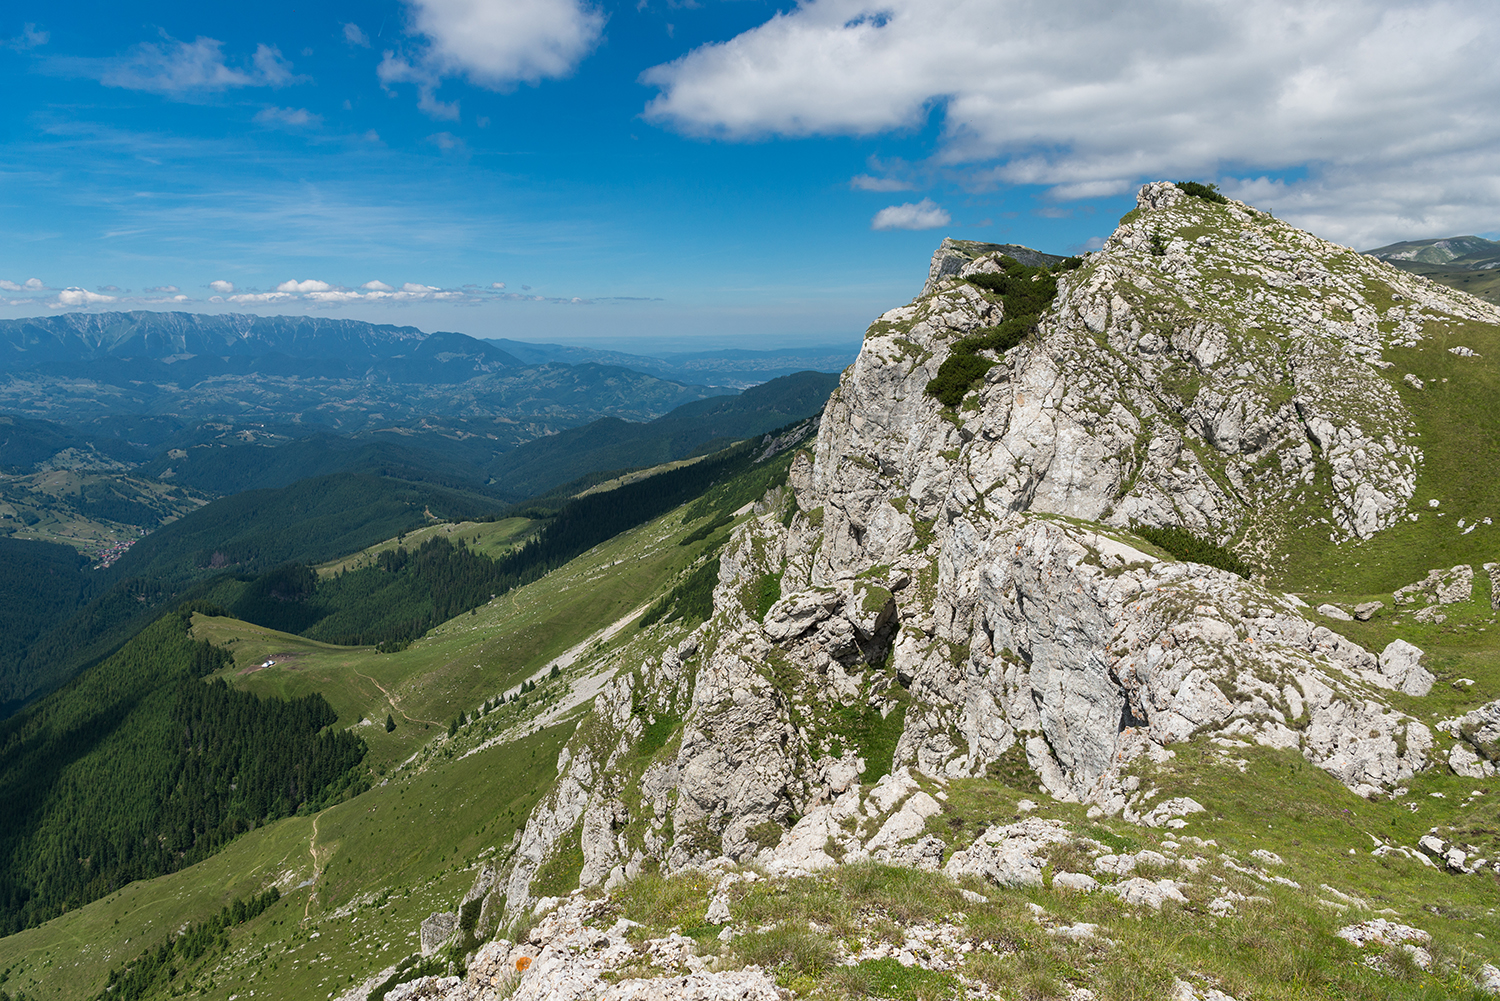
[491,182,1497,916]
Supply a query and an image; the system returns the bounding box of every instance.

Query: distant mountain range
[485,338,859,389]
[1364,235,1500,304]
[0,312,860,428]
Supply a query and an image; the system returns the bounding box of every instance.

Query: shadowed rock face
[492,182,1500,917]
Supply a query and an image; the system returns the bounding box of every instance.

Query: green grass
[0,722,571,1001]
[197,502,705,774]
[313,517,536,576]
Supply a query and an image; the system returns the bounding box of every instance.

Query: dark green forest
[0,539,90,712]
[0,608,365,933]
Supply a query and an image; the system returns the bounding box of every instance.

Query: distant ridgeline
[0,608,365,934]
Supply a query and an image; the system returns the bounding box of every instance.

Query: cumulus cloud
[209,279,235,293]
[92,36,303,95]
[363,280,396,291]
[343,23,371,47]
[402,282,440,292]
[491,281,505,289]
[276,279,332,293]
[378,0,604,117]
[52,288,116,308]
[2,278,46,291]
[871,198,950,231]
[255,106,321,127]
[643,0,1500,245]
[404,0,604,86]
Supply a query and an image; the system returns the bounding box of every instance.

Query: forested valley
[0,608,366,934]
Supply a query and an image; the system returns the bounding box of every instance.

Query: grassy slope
[1276,297,1500,596]
[0,495,727,1001]
[312,517,537,578]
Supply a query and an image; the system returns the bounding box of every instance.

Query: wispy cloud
[343,22,371,48]
[378,53,460,120]
[255,106,322,128]
[3,23,47,51]
[850,174,913,192]
[871,198,949,231]
[425,131,468,153]
[73,35,306,97]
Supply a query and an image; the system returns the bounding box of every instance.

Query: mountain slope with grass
[5,185,1500,1001]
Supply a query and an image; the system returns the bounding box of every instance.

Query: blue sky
[3,1,1498,352]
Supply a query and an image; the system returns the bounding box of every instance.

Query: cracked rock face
[496,182,1486,914]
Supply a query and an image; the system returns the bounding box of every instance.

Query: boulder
[944,818,1070,888]
[1378,640,1434,696]
[1104,877,1189,909]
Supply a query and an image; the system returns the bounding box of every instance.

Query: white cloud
[491,281,505,288]
[871,198,950,231]
[24,278,43,290]
[850,174,914,192]
[255,106,322,127]
[227,292,295,304]
[0,280,23,292]
[93,36,304,95]
[276,279,332,292]
[403,0,604,86]
[377,0,604,116]
[402,282,440,292]
[343,23,371,47]
[643,0,1500,245]
[52,287,117,308]
[3,278,46,291]
[363,280,396,291]
[144,285,180,293]
[209,279,235,293]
